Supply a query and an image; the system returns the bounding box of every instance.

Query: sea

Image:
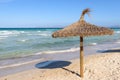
[0,28,120,60]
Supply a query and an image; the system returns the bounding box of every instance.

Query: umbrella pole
[80,36,84,77]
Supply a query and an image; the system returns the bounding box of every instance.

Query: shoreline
[0,41,120,77]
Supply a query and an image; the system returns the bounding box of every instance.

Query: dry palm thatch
[52,8,113,38]
[52,8,114,78]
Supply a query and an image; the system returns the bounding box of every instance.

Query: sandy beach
[0,50,120,80]
[0,0,120,80]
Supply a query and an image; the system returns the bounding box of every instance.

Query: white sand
[0,53,120,80]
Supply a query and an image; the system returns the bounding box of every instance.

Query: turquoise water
[0,28,120,59]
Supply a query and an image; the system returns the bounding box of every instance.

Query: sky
[0,0,120,28]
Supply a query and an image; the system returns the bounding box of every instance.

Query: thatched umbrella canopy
[52,8,114,77]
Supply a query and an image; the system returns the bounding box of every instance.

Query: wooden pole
[80,37,84,77]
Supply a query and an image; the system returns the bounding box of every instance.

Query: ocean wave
[0,31,31,39]
[41,47,79,54]
[0,35,9,38]
[34,52,42,55]
[0,35,9,40]
[0,31,19,35]
[37,33,50,36]
[115,31,120,33]
[18,39,28,42]
[47,39,78,45]
[20,31,26,33]
[88,43,97,46]
[27,33,50,36]
[37,31,41,32]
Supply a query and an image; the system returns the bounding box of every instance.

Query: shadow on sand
[35,60,80,77]
[98,49,120,53]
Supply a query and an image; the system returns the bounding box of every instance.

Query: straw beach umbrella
[52,8,113,77]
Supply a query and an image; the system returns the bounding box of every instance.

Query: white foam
[21,39,27,42]
[17,39,28,42]
[35,52,42,55]
[115,31,120,33]
[89,43,97,46]
[0,35,8,38]
[42,47,79,54]
[20,31,26,33]
[27,33,50,36]
[0,31,21,37]
[0,31,29,39]
[37,31,41,32]
[0,35,9,40]
[38,33,50,36]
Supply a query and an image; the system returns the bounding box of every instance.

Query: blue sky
[0,0,120,28]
